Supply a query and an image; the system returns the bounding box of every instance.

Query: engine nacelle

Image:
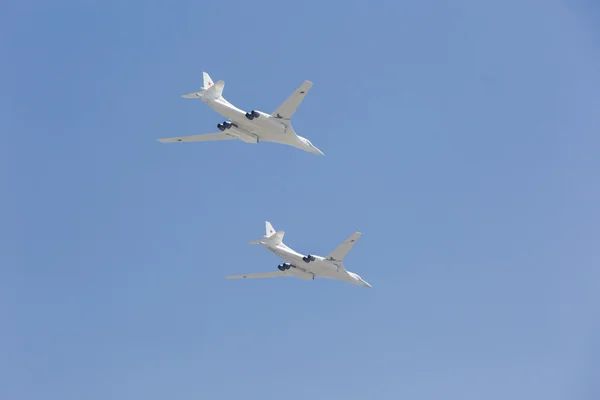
[278,263,291,271]
[245,110,261,120]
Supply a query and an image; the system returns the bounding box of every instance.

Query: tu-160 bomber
[158,72,325,155]
[226,222,371,288]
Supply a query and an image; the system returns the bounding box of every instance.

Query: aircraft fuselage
[262,241,369,286]
[201,96,324,155]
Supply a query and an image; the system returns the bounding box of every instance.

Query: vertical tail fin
[249,221,279,245]
[265,221,276,237]
[182,72,215,99]
[202,72,214,90]
[265,221,284,244]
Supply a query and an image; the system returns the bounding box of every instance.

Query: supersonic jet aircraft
[226,222,371,288]
[158,72,324,155]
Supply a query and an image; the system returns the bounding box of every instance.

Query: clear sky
[2,0,600,399]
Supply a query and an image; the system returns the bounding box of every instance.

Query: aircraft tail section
[182,72,221,99]
[249,221,284,245]
[264,221,285,244]
[202,72,214,90]
[268,231,285,245]
[203,79,224,101]
[265,221,276,237]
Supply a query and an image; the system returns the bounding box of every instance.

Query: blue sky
[2,0,600,399]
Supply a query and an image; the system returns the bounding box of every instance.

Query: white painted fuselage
[159,73,325,155]
[202,95,324,155]
[261,238,370,287]
[227,222,371,287]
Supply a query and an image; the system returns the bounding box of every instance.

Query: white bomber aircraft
[226,222,371,288]
[158,72,325,155]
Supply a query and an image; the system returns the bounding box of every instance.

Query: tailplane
[268,230,285,245]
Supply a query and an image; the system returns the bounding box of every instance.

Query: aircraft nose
[364,282,372,288]
[314,147,325,156]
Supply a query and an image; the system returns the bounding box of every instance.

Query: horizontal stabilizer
[182,91,203,99]
[204,80,224,100]
[271,80,312,120]
[327,232,361,262]
[157,132,236,143]
[268,231,285,245]
[226,271,288,279]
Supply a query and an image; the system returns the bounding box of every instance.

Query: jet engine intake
[302,255,316,263]
[217,121,233,131]
[245,110,260,120]
[278,263,292,271]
